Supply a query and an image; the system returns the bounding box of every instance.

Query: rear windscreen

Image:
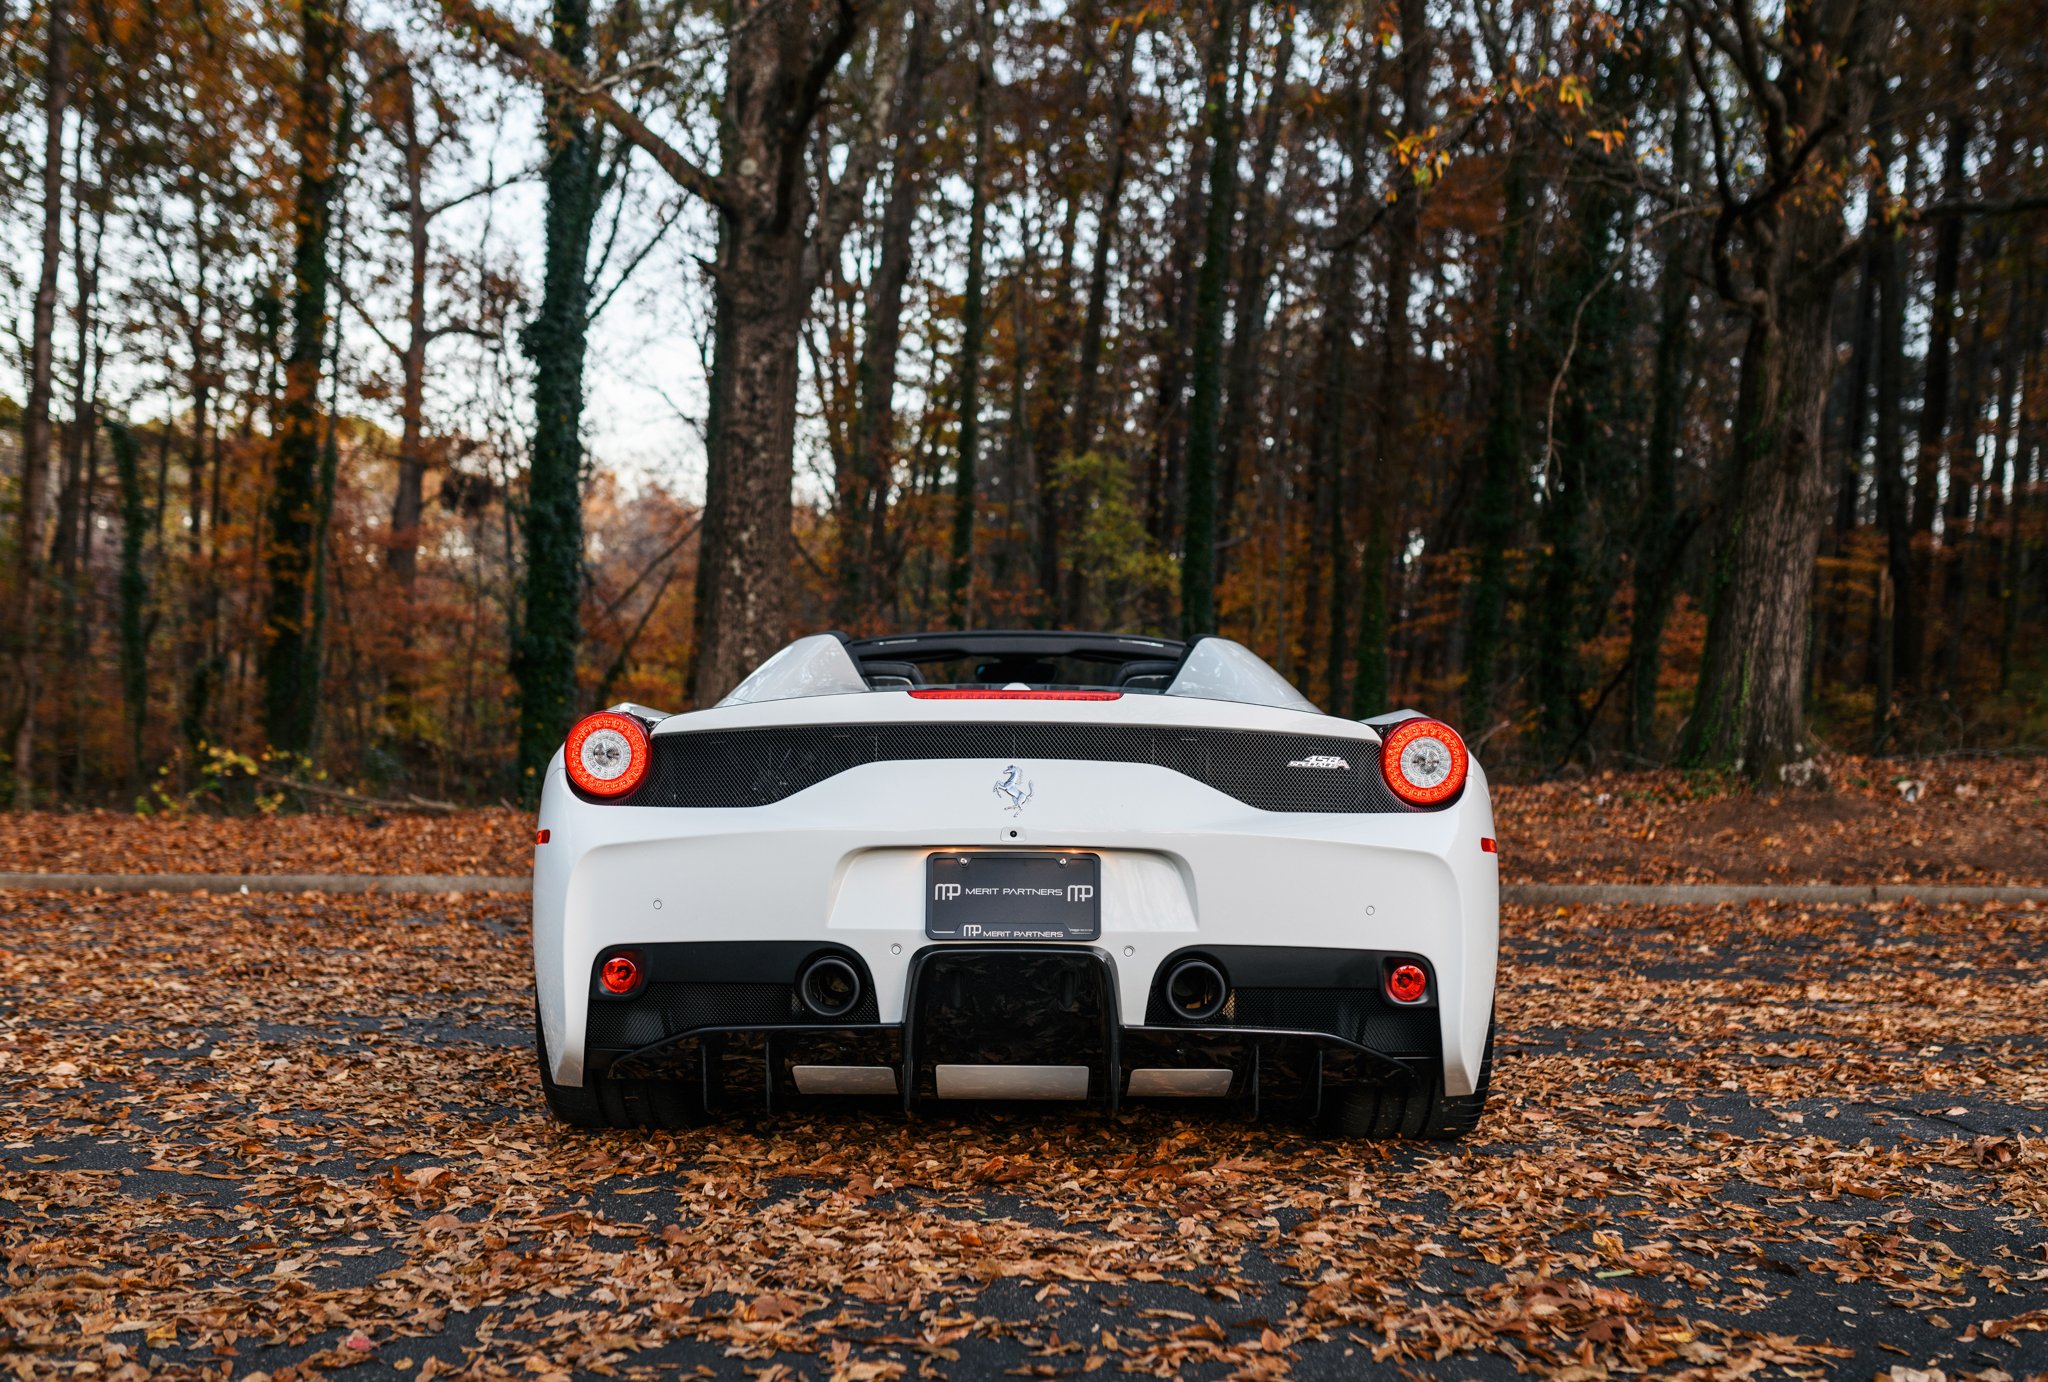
[862,654,1170,691]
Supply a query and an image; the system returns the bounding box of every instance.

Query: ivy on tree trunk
[261,0,342,756]
[512,0,599,801]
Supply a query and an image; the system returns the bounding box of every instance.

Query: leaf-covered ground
[6,757,2045,885]
[1493,758,2048,886]
[2,890,2044,1379]
[0,808,532,878]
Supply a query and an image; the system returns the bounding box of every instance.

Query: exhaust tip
[797,955,863,1018]
[1165,958,1229,1022]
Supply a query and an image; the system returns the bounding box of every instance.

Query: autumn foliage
[2,0,2047,806]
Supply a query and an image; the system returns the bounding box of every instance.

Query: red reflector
[1480,836,1496,854]
[1387,963,1429,1004]
[909,689,1122,700]
[535,829,551,845]
[599,954,642,995]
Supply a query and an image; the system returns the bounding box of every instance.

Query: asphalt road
[2,889,2044,1379]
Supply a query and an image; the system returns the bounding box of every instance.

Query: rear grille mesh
[610,722,1416,813]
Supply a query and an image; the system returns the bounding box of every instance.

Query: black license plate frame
[925,851,1102,942]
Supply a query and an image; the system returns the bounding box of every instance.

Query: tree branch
[337,280,405,360]
[1910,193,2048,221]
[435,0,728,211]
[424,163,539,219]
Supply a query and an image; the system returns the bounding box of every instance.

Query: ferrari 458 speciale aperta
[532,630,1497,1139]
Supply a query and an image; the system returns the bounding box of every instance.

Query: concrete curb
[0,872,529,895]
[1,873,2044,905]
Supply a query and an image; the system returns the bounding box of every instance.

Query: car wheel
[533,1004,704,1130]
[1321,1012,1494,1142]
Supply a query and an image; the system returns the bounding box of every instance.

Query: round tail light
[565,711,650,798]
[1386,963,1429,1004]
[1379,718,1469,807]
[599,952,643,995]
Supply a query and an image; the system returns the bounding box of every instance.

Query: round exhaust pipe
[797,955,863,1019]
[1165,958,1229,1022]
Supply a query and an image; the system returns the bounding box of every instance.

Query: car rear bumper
[580,941,1446,1116]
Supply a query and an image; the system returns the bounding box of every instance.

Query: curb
[0,872,529,895]
[1,873,2044,905]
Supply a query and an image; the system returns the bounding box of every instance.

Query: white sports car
[532,630,1498,1139]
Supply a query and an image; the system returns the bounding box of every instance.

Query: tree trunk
[1308,266,1351,710]
[1214,19,1291,590]
[109,421,150,793]
[1818,232,1877,689]
[511,0,598,793]
[1997,291,2038,692]
[1682,266,1840,775]
[180,290,215,757]
[1912,20,1974,540]
[1062,20,1137,627]
[1529,228,1617,759]
[1068,22,1136,462]
[1144,57,1213,562]
[262,0,342,755]
[1006,257,1038,606]
[1309,59,1369,709]
[688,0,858,700]
[304,103,355,757]
[1351,0,1430,718]
[1935,246,1989,691]
[1872,182,1912,749]
[945,2,992,629]
[837,0,931,628]
[388,60,431,591]
[10,0,66,809]
[1903,27,1971,687]
[1179,0,1238,639]
[55,131,100,800]
[1462,133,1532,731]
[1626,75,1695,759]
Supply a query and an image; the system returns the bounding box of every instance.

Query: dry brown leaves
[0,808,533,877]
[1493,756,2048,885]
[2,888,2046,1378]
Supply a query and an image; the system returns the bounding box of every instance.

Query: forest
[1,0,2044,808]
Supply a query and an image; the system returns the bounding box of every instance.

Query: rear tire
[1321,1013,1494,1142]
[534,1006,705,1130]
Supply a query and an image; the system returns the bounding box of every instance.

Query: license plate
[925,851,1101,942]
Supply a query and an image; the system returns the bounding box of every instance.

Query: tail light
[565,711,650,798]
[1379,718,1469,807]
[599,951,643,995]
[1386,962,1429,1004]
